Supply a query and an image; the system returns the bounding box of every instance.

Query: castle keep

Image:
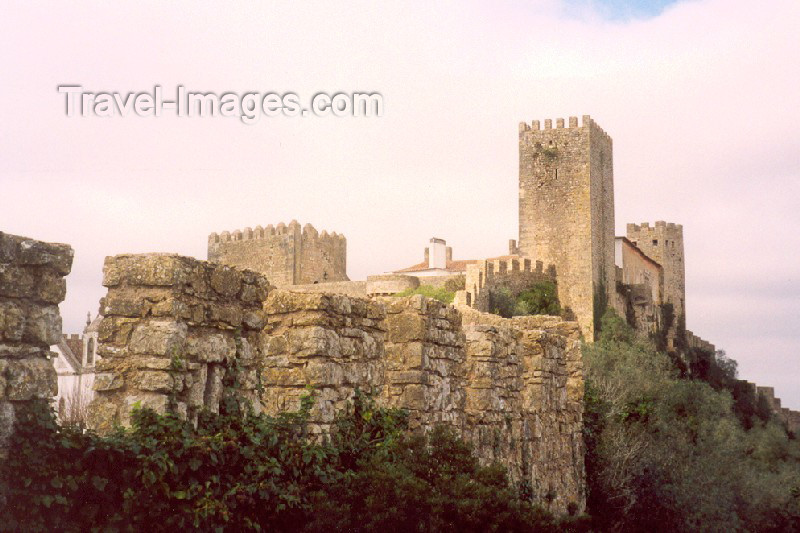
[518,116,616,340]
[208,221,347,286]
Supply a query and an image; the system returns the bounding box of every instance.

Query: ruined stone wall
[208,221,347,286]
[518,116,615,340]
[257,292,585,512]
[88,254,586,514]
[0,232,73,459]
[259,291,386,432]
[459,308,585,511]
[87,254,271,431]
[626,222,685,322]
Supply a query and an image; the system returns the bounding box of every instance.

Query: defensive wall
[208,221,347,286]
[0,232,73,462]
[82,252,586,514]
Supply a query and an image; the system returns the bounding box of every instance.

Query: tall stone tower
[626,221,685,322]
[518,115,615,340]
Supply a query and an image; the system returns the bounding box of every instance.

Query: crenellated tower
[208,220,348,285]
[518,115,615,340]
[626,221,686,323]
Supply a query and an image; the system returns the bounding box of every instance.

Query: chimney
[428,238,447,269]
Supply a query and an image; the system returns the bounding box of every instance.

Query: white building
[51,313,100,422]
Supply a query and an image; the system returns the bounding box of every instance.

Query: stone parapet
[88,254,271,431]
[0,232,73,460]
[88,254,586,514]
[259,290,387,432]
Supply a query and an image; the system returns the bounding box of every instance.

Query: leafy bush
[489,282,560,318]
[443,274,465,293]
[490,287,517,318]
[394,284,455,304]
[0,391,566,532]
[515,281,560,316]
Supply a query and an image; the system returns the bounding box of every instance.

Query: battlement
[208,220,348,285]
[464,255,555,311]
[208,221,346,245]
[519,115,611,141]
[63,333,82,342]
[627,221,684,236]
[685,330,715,354]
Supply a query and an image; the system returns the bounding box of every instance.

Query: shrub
[489,282,560,318]
[394,284,455,304]
[515,281,560,316]
[583,309,800,531]
[0,391,563,532]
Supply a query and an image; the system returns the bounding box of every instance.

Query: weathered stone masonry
[88,253,586,514]
[518,116,615,340]
[87,254,271,431]
[208,221,348,286]
[0,232,73,460]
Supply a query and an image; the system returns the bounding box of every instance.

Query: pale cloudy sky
[1,1,798,407]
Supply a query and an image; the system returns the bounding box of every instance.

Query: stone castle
[1,114,798,515]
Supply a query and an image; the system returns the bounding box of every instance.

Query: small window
[86,338,94,365]
[652,239,658,246]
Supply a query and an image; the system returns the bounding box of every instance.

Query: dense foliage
[490,281,561,318]
[1,391,567,532]
[584,310,800,532]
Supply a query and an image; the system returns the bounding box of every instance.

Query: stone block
[388,370,426,385]
[16,238,73,275]
[304,359,344,386]
[98,316,138,345]
[128,319,187,356]
[103,254,187,288]
[131,371,174,393]
[0,265,35,298]
[466,388,502,412]
[243,310,266,330]
[23,304,61,346]
[35,270,67,304]
[5,358,58,400]
[121,393,169,426]
[0,300,24,341]
[210,267,242,297]
[288,326,339,358]
[102,293,147,317]
[93,372,124,392]
[207,304,243,327]
[262,366,306,387]
[185,332,235,363]
[399,384,427,410]
[385,312,427,343]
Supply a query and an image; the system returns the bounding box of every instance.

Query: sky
[1,0,798,407]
